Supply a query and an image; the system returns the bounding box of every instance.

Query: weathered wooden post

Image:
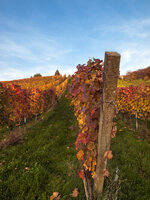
[94,52,120,196]
[135,111,138,131]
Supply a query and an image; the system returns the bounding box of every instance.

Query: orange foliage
[117,85,150,119]
[0,75,69,127]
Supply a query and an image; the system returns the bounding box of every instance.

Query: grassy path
[0,95,84,200]
[0,93,150,200]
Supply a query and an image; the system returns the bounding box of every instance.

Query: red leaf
[79,170,84,180]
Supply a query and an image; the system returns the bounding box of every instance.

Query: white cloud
[95,18,150,39]
[120,47,150,75]
[0,34,73,63]
[1,17,150,80]
[0,39,37,61]
[59,67,76,76]
[0,30,74,81]
[94,18,150,75]
[0,68,29,81]
[122,50,133,63]
[0,63,75,81]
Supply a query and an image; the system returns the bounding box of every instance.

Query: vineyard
[118,84,150,112]
[0,55,150,200]
[1,70,149,133]
[117,84,150,135]
[0,75,70,129]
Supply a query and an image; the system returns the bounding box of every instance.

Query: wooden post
[24,117,27,132]
[135,111,138,131]
[94,52,120,195]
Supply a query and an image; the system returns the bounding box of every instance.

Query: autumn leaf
[50,192,60,200]
[104,151,108,160]
[79,170,84,180]
[103,169,109,177]
[71,188,79,198]
[104,150,113,160]
[91,108,96,116]
[85,79,91,85]
[77,150,84,160]
[108,150,113,160]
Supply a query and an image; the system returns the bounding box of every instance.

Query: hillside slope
[0,93,150,200]
[0,94,84,200]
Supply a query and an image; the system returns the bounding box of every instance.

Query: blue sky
[0,0,150,81]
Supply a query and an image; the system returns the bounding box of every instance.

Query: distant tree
[33,73,42,77]
[55,70,60,76]
[124,71,132,80]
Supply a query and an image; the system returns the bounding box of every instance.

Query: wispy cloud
[0,25,74,80]
[93,18,150,74]
[95,18,150,39]
[0,63,75,81]
[1,14,150,80]
[0,67,29,81]
[0,33,73,63]
[120,18,150,38]
[119,46,150,74]
[0,39,37,61]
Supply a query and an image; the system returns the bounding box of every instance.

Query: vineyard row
[0,75,70,128]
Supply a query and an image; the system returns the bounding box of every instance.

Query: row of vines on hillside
[117,85,150,133]
[2,75,66,90]
[0,75,69,128]
[117,85,150,119]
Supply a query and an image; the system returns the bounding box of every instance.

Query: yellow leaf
[85,79,91,84]
[77,150,84,160]
[50,192,60,200]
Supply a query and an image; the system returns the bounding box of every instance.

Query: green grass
[108,120,150,200]
[0,94,84,200]
[0,125,10,141]
[0,93,150,200]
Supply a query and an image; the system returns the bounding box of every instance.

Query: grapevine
[67,58,104,178]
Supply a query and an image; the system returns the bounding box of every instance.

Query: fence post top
[105,51,121,57]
